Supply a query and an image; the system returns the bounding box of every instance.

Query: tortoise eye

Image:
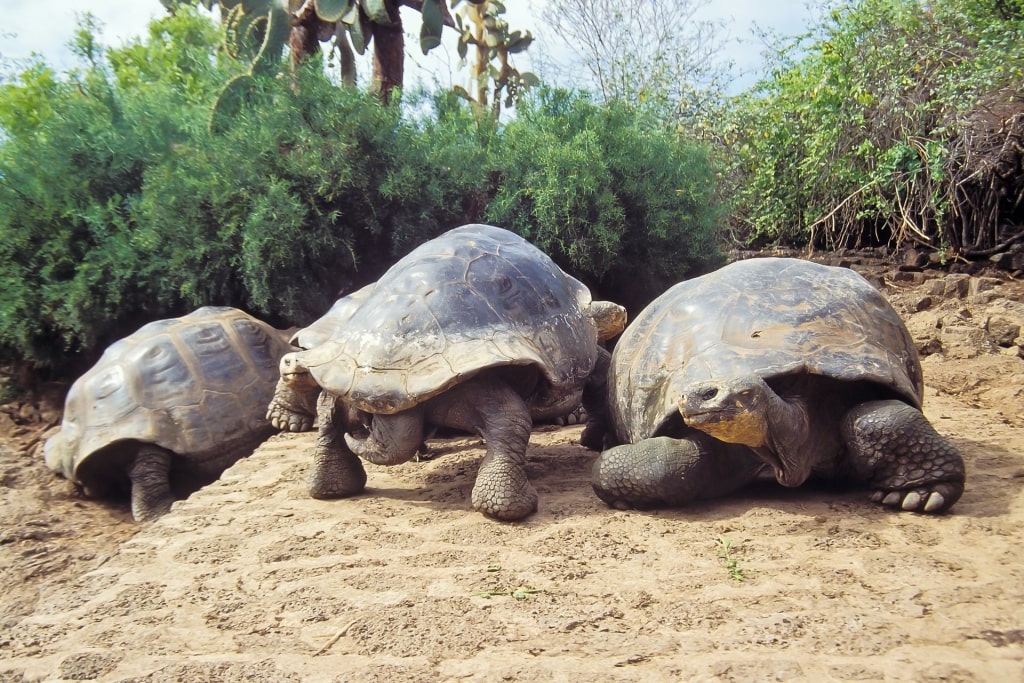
[699,387,718,402]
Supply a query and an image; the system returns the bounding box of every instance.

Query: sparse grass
[716,536,746,582]
[475,564,547,600]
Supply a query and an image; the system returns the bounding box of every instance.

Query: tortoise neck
[762,388,814,486]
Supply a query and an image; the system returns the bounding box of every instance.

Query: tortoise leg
[592,435,765,510]
[266,377,318,432]
[579,346,611,451]
[841,400,965,514]
[128,445,175,522]
[427,377,536,521]
[308,392,367,499]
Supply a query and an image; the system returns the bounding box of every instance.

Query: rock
[917,337,943,356]
[1000,345,1024,359]
[901,249,930,270]
[989,252,1024,271]
[0,411,18,439]
[889,269,927,284]
[969,292,999,305]
[943,274,972,298]
[17,402,39,424]
[909,296,934,312]
[940,325,989,359]
[969,277,1003,303]
[987,316,1022,347]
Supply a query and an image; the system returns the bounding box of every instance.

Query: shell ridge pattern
[613,280,691,441]
[612,257,924,442]
[304,224,598,413]
[463,248,588,389]
[73,318,195,469]
[146,312,239,454]
[48,307,288,483]
[179,311,283,451]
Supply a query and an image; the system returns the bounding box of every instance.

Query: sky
[0,0,819,93]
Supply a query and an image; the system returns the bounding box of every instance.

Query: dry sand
[2,257,1023,682]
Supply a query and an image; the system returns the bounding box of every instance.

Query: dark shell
[45,307,293,485]
[610,258,923,442]
[296,224,599,414]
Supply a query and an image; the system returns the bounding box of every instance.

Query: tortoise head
[589,300,627,343]
[43,424,77,481]
[679,376,772,448]
[678,375,813,487]
[278,351,318,390]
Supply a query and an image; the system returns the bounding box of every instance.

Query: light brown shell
[610,258,923,443]
[295,224,599,414]
[44,307,293,486]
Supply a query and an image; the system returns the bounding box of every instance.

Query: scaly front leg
[591,434,766,510]
[427,377,537,521]
[841,400,965,513]
[308,392,367,499]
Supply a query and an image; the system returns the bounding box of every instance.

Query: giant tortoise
[44,306,294,521]
[266,224,625,520]
[591,257,965,514]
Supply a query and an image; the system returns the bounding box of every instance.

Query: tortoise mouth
[281,367,315,387]
[680,404,769,449]
[681,407,730,424]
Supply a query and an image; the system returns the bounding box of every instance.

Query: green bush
[713,0,1024,252]
[486,88,724,312]
[0,10,221,369]
[0,17,725,374]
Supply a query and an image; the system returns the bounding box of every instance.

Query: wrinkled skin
[127,446,175,522]
[592,258,966,515]
[309,374,538,521]
[593,374,965,514]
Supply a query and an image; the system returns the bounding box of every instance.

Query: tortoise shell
[44,306,293,489]
[609,257,923,443]
[295,224,599,414]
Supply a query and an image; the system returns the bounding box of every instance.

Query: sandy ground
[2,254,1024,682]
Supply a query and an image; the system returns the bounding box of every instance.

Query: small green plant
[716,535,746,582]
[475,564,547,600]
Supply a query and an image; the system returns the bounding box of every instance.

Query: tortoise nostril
[700,387,718,402]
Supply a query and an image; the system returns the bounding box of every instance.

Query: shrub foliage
[0,12,722,373]
[711,0,1024,256]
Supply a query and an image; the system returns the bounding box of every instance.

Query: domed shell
[44,306,293,486]
[610,257,923,443]
[296,224,599,414]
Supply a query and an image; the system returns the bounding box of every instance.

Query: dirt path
[2,256,1024,682]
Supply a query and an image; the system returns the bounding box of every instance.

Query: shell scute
[610,258,923,442]
[296,224,598,414]
[131,336,198,410]
[44,307,292,486]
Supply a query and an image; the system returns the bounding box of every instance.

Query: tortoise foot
[591,436,760,509]
[870,481,962,514]
[844,400,965,514]
[308,447,367,499]
[471,461,538,521]
[267,378,318,432]
[268,400,314,432]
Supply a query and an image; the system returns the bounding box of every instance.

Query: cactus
[209,1,289,132]
[193,0,468,106]
[452,0,538,118]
